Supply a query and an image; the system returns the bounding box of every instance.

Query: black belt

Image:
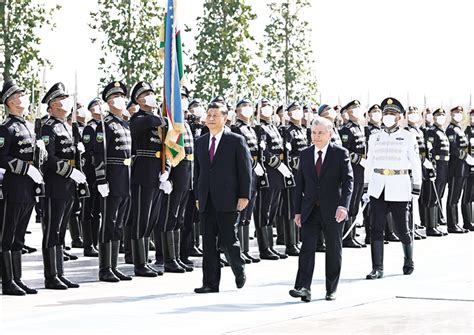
[136,149,161,158]
[107,157,131,166]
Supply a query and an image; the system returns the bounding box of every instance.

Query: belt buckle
[383,169,392,176]
[155,151,161,158]
[123,158,131,166]
[435,155,440,160]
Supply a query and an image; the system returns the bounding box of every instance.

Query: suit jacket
[194,129,252,213]
[295,143,353,225]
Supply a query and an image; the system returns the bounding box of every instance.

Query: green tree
[89,0,165,95]
[191,0,259,102]
[260,0,317,104]
[0,0,61,114]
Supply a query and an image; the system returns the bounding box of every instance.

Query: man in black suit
[289,117,353,302]
[193,102,252,294]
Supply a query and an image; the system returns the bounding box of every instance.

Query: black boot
[284,218,300,256]
[82,220,99,257]
[174,230,193,272]
[144,237,162,275]
[132,238,157,277]
[402,243,414,275]
[237,226,251,264]
[43,247,68,290]
[461,203,474,231]
[256,227,279,260]
[11,250,37,294]
[242,225,260,263]
[56,246,79,288]
[426,207,444,236]
[366,240,384,279]
[69,213,83,248]
[447,205,468,233]
[99,242,119,282]
[123,225,133,263]
[275,215,285,245]
[1,251,26,295]
[162,232,185,273]
[111,240,132,281]
[268,226,287,259]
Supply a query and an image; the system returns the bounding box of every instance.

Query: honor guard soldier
[0,80,45,295]
[41,82,87,289]
[426,108,450,234]
[128,81,168,277]
[445,106,471,233]
[231,98,263,263]
[281,102,308,256]
[318,104,342,146]
[302,104,314,142]
[253,98,292,260]
[339,100,367,248]
[461,109,474,230]
[94,81,133,282]
[364,97,421,279]
[155,85,194,273]
[422,108,434,135]
[80,98,102,257]
[405,106,433,239]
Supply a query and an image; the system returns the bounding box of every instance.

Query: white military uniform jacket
[364,126,422,202]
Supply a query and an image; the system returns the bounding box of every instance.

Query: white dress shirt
[209,128,225,151]
[314,142,329,165]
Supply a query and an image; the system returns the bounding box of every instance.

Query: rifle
[33,69,46,197]
[254,94,269,189]
[72,71,90,198]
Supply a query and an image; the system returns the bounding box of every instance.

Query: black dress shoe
[384,232,400,242]
[45,277,68,290]
[343,239,363,248]
[112,268,133,281]
[403,259,414,275]
[71,239,84,248]
[463,223,474,231]
[63,251,78,261]
[180,257,194,266]
[285,244,300,256]
[59,276,80,288]
[270,248,288,259]
[448,224,468,234]
[325,292,336,301]
[354,239,367,248]
[190,246,203,257]
[99,269,120,282]
[241,253,252,264]
[14,279,38,294]
[260,249,279,260]
[23,245,37,254]
[366,269,384,280]
[177,259,193,272]
[289,287,311,302]
[243,252,260,263]
[235,272,246,289]
[194,286,219,294]
[316,244,326,252]
[134,265,158,277]
[84,246,99,257]
[426,228,444,237]
[2,281,26,295]
[146,264,164,276]
[220,257,230,267]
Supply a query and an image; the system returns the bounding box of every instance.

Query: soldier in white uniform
[363,98,422,280]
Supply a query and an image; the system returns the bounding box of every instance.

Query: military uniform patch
[0,137,4,148]
[342,134,349,142]
[41,135,49,145]
[83,134,90,143]
[96,132,104,142]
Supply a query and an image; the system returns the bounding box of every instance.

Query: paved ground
[1,219,473,335]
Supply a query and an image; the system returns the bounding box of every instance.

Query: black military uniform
[0,80,42,295]
[128,81,166,277]
[461,110,474,231]
[80,98,102,257]
[41,82,84,289]
[231,99,262,263]
[426,108,450,235]
[253,99,288,260]
[339,100,367,248]
[445,106,470,233]
[94,81,133,282]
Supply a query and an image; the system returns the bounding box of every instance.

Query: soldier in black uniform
[426,108,450,235]
[461,109,474,231]
[231,98,262,263]
[94,81,133,282]
[128,81,167,277]
[445,106,470,233]
[80,98,102,257]
[155,86,194,273]
[281,102,308,256]
[41,82,87,289]
[339,100,367,248]
[254,98,291,260]
[0,80,45,295]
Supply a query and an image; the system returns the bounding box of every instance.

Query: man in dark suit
[289,117,353,302]
[193,102,252,294]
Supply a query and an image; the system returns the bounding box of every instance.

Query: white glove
[70,168,87,184]
[36,139,48,161]
[423,159,434,169]
[465,155,474,166]
[362,193,370,203]
[285,142,292,151]
[97,183,110,197]
[36,139,46,152]
[159,170,170,182]
[259,140,266,151]
[159,180,173,194]
[359,158,367,168]
[254,162,264,176]
[26,165,43,184]
[77,142,85,154]
[412,194,420,201]
[277,163,292,178]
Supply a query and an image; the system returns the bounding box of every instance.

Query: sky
[36,0,474,110]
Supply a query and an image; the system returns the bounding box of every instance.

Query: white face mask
[291,108,303,121]
[122,109,131,118]
[425,114,433,123]
[144,95,157,108]
[382,114,397,128]
[435,115,446,126]
[240,106,253,118]
[59,97,73,113]
[452,113,463,123]
[227,109,235,119]
[304,112,314,122]
[193,106,205,118]
[370,111,382,123]
[181,98,188,112]
[325,108,336,119]
[261,105,273,118]
[129,105,139,114]
[18,95,30,111]
[111,96,126,110]
[352,107,364,119]
[77,106,87,118]
[407,113,420,123]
